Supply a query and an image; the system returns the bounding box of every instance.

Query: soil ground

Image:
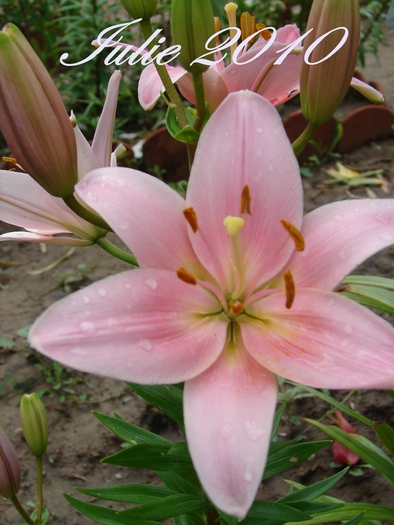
[1,31,394,525]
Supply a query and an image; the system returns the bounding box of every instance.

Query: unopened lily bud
[171,0,215,74]
[0,24,78,197]
[119,0,157,20]
[332,411,359,465]
[0,425,20,499]
[20,393,48,457]
[300,0,360,126]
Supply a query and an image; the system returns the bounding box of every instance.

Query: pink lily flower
[29,92,394,517]
[138,26,383,113]
[0,71,122,245]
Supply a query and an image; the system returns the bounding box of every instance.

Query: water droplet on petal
[245,421,266,441]
[82,296,90,304]
[344,324,353,335]
[106,318,117,327]
[334,214,344,221]
[169,311,178,318]
[98,288,107,297]
[124,283,131,289]
[79,321,96,334]
[119,222,129,231]
[256,127,263,134]
[144,278,157,290]
[85,191,97,202]
[255,148,262,158]
[369,201,378,208]
[268,165,274,172]
[339,251,347,260]
[117,178,126,187]
[353,207,359,212]
[138,339,152,352]
[379,232,393,240]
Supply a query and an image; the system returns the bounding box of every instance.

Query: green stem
[192,72,206,134]
[96,237,138,266]
[139,18,195,171]
[10,495,35,525]
[63,195,111,231]
[291,122,319,156]
[139,19,188,129]
[36,455,43,522]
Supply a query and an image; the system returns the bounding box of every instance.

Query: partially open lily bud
[171,0,216,74]
[0,24,78,197]
[20,393,48,457]
[300,0,360,126]
[0,425,20,499]
[119,0,157,20]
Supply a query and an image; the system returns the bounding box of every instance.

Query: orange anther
[177,267,197,285]
[256,23,271,40]
[183,207,198,233]
[284,270,295,309]
[280,220,305,251]
[241,185,252,215]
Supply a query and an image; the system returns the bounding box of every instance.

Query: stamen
[214,16,220,35]
[240,185,252,215]
[256,23,271,40]
[280,220,305,251]
[183,207,198,233]
[2,156,17,164]
[223,216,244,236]
[224,2,239,61]
[240,12,256,42]
[177,267,197,285]
[284,270,295,309]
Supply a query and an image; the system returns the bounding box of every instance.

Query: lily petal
[0,231,92,245]
[287,199,394,290]
[0,170,103,241]
[177,69,229,113]
[186,91,303,290]
[76,167,202,273]
[241,288,394,389]
[29,269,227,383]
[184,345,277,518]
[138,63,187,110]
[73,124,101,180]
[92,70,122,166]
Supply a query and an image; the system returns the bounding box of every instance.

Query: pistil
[223,215,246,300]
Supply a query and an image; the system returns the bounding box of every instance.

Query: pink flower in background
[0,71,122,245]
[29,92,394,517]
[332,411,360,465]
[138,26,383,113]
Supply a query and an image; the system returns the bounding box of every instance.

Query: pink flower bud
[0,24,78,197]
[300,0,360,126]
[332,411,360,465]
[0,425,21,499]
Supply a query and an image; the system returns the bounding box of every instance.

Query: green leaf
[119,494,208,521]
[92,412,172,447]
[64,494,161,525]
[343,275,394,290]
[343,512,365,525]
[271,402,286,439]
[264,441,331,479]
[373,422,394,456]
[279,503,394,525]
[78,484,176,504]
[102,443,194,471]
[286,384,371,426]
[0,336,15,348]
[126,383,184,431]
[341,289,394,315]
[175,125,201,145]
[279,468,349,503]
[243,500,310,523]
[305,419,394,487]
[158,470,202,496]
[166,106,195,143]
